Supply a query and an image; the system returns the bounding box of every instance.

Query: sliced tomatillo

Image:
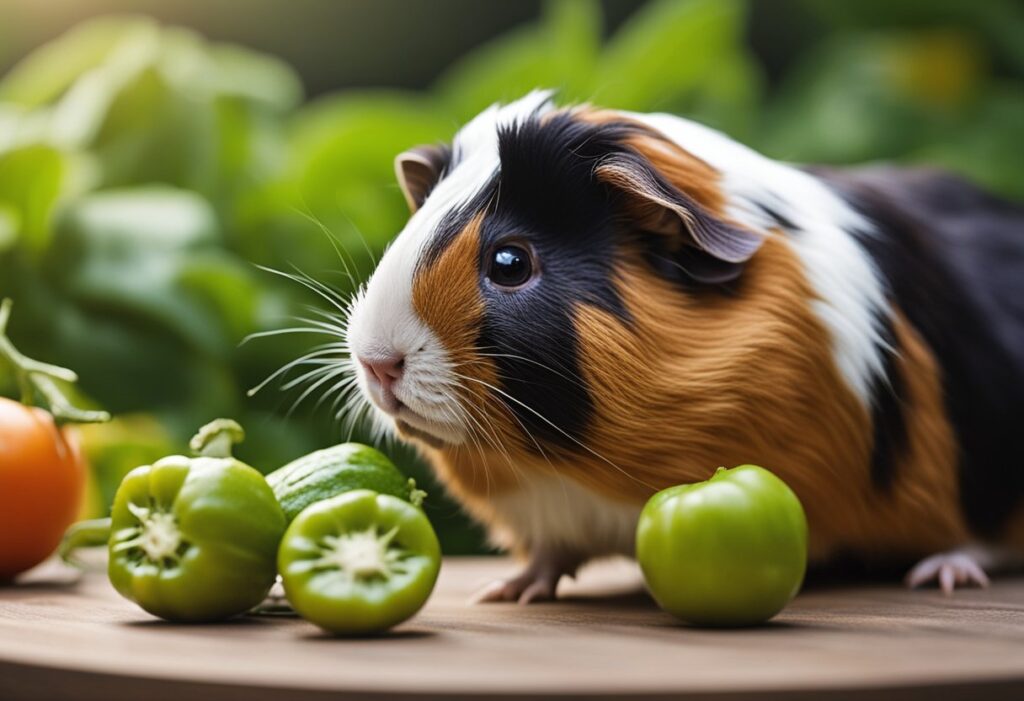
[278,490,441,634]
[108,419,285,622]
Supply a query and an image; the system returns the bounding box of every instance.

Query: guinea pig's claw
[471,579,523,604]
[905,551,991,595]
[471,572,561,605]
[517,577,560,605]
[472,552,580,604]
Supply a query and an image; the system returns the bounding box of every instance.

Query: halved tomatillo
[107,419,286,622]
[278,489,441,634]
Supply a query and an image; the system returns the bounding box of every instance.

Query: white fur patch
[487,471,642,557]
[628,111,890,408]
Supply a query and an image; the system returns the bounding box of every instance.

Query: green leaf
[758,30,983,163]
[91,65,220,192]
[42,187,232,355]
[176,252,264,342]
[0,16,159,108]
[206,44,304,111]
[595,0,750,111]
[0,204,19,253]
[913,84,1024,201]
[436,0,602,120]
[235,91,452,277]
[0,143,74,252]
[799,0,1024,71]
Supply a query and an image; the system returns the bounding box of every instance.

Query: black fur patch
[866,312,908,491]
[820,167,1024,538]
[473,113,638,450]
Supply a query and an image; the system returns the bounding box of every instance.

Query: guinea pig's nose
[358,354,405,393]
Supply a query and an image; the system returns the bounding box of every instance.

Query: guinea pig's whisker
[459,407,498,497]
[253,265,350,316]
[297,306,352,333]
[451,398,520,485]
[337,391,365,440]
[452,372,652,490]
[244,264,359,424]
[247,343,348,397]
[316,378,361,428]
[285,366,354,418]
[471,346,584,390]
[478,392,551,485]
[290,265,355,309]
[444,403,496,494]
[330,378,362,420]
[303,304,356,332]
[272,351,351,419]
[473,351,588,392]
[332,207,381,269]
[241,326,331,342]
[279,359,345,392]
[449,373,550,488]
[290,205,364,284]
[451,356,575,474]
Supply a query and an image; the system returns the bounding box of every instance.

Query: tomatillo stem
[0,299,110,426]
[59,517,112,567]
[190,418,245,458]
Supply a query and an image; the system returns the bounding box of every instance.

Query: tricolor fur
[347,91,1024,572]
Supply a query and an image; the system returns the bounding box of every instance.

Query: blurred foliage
[1,0,1022,553]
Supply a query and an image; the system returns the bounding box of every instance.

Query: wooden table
[1,557,1022,700]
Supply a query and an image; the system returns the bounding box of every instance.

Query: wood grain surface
[1,556,1022,701]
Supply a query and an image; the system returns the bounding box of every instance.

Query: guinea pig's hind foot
[904,543,1023,595]
[471,550,583,605]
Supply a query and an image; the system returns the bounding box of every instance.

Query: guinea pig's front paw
[471,550,583,605]
[905,550,990,595]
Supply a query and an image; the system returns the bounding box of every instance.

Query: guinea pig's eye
[487,244,533,289]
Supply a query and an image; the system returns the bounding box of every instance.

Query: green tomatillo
[636,464,808,627]
[278,489,441,635]
[107,419,286,622]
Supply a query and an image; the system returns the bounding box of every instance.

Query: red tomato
[0,397,86,579]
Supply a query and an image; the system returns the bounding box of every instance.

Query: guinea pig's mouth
[391,404,462,448]
[373,396,461,448]
[395,418,447,448]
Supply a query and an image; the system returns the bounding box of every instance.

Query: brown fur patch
[411,215,523,497]
[411,214,485,357]
[572,236,875,560]
[570,253,968,560]
[424,232,970,562]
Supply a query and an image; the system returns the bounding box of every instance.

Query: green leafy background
[1,0,1022,554]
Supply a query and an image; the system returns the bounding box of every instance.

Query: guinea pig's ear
[595,151,764,282]
[395,144,450,212]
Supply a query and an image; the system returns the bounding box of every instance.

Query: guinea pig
[344,90,1024,602]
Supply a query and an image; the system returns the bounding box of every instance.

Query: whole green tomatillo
[636,464,808,627]
[278,489,441,635]
[107,419,285,622]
